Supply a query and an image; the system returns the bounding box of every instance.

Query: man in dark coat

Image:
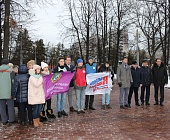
[140,60,152,106]
[65,56,75,112]
[152,58,168,106]
[128,61,141,107]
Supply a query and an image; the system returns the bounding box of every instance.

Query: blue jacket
[141,66,152,86]
[131,67,141,87]
[85,63,97,74]
[12,64,30,103]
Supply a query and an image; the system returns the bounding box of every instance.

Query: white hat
[8,63,14,68]
[41,62,48,69]
[33,64,41,70]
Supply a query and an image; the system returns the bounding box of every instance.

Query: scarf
[30,74,41,79]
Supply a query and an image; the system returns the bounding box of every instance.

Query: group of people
[117,57,168,109]
[0,56,113,127]
[0,56,168,127]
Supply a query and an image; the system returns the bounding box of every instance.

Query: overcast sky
[29,0,71,47]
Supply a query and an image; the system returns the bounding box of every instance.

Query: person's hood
[0,64,11,71]
[18,64,28,74]
[153,62,164,68]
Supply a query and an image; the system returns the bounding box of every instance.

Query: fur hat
[33,65,41,70]
[41,62,48,69]
[27,60,35,67]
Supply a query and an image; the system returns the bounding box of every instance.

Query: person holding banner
[53,57,68,118]
[85,56,97,110]
[74,59,86,114]
[117,57,133,109]
[99,62,113,109]
[28,65,45,127]
[40,62,56,122]
[65,56,76,112]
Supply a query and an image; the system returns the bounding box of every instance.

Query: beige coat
[28,76,45,105]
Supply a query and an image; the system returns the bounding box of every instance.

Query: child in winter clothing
[12,64,33,126]
[40,62,56,122]
[98,62,114,109]
[53,57,68,118]
[28,65,45,127]
[74,59,86,114]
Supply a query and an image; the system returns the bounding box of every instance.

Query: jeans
[140,85,150,103]
[68,87,74,107]
[154,86,164,103]
[19,102,33,123]
[0,99,15,123]
[57,93,66,112]
[128,86,139,104]
[119,88,129,106]
[102,93,110,105]
[75,89,85,111]
[32,104,42,119]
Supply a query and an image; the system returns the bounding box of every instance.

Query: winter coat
[152,62,168,86]
[117,63,133,88]
[141,66,152,86]
[65,64,75,87]
[28,74,45,105]
[53,65,67,73]
[41,70,50,76]
[12,64,29,103]
[74,66,86,89]
[130,67,141,87]
[0,64,13,99]
[98,64,114,80]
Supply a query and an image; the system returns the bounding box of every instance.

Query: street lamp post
[33,44,37,64]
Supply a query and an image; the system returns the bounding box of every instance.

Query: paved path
[0,86,170,140]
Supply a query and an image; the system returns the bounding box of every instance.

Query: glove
[118,82,122,87]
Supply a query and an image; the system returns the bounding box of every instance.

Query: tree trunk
[86,1,90,62]
[3,0,10,59]
[0,1,4,64]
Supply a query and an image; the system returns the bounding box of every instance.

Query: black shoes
[81,110,85,114]
[89,107,96,110]
[61,110,68,116]
[70,106,76,112]
[46,109,56,119]
[136,103,140,106]
[58,111,62,118]
[146,102,150,106]
[154,102,159,105]
[20,122,25,126]
[84,107,88,110]
[106,104,112,109]
[2,122,7,125]
[160,102,164,106]
[120,105,124,109]
[40,111,48,122]
[101,105,106,109]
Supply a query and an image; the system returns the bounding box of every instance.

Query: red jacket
[75,67,86,88]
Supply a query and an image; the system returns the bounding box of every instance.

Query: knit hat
[77,59,83,64]
[142,59,148,63]
[132,61,137,65]
[27,60,35,67]
[1,59,9,65]
[41,62,48,69]
[88,56,93,60]
[33,64,41,70]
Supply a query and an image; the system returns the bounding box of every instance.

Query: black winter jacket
[141,66,152,86]
[131,67,141,87]
[12,64,29,103]
[65,64,75,87]
[152,63,168,86]
[98,64,114,80]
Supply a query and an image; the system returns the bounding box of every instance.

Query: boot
[101,104,106,109]
[61,110,68,116]
[33,119,39,127]
[58,111,62,118]
[106,104,112,109]
[40,111,47,122]
[37,118,43,126]
[70,106,76,112]
[46,109,56,119]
